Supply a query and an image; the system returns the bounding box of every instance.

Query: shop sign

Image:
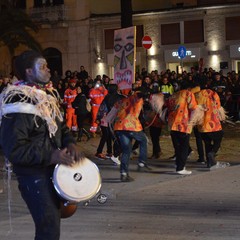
[164,48,200,62]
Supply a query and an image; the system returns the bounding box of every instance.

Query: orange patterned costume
[195,89,222,132]
[113,93,143,131]
[167,89,198,134]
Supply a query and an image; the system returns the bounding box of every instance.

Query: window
[104,25,144,49]
[105,29,115,50]
[226,16,240,40]
[161,23,180,45]
[184,19,204,43]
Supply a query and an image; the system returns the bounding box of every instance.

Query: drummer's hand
[50,148,75,166]
[67,143,85,163]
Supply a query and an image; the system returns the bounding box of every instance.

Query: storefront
[164,47,200,73]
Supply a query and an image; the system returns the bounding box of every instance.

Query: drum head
[53,158,101,203]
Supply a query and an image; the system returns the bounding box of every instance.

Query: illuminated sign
[172,50,193,58]
[164,48,200,62]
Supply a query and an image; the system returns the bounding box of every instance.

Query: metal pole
[146,49,148,73]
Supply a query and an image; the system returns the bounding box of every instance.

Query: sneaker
[176,169,192,175]
[95,153,106,160]
[2,165,12,173]
[120,174,134,182]
[210,161,230,170]
[90,126,97,133]
[110,156,120,165]
[137,163,152,172]
[106,153,112,159]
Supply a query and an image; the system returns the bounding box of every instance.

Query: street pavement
[0,123,240,240]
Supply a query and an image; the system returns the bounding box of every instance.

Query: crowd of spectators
[1,65,240,122]
[135,67,240,122]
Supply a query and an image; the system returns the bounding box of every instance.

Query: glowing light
[210,55,219,69]
[211,40,218,51]
[148,59,158,71]
[149,46,156,56]
[95,62,106,76]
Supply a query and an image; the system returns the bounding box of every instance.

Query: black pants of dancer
[97,126,112,154]
[201,130,223,160]
[149,126,162,156]
[171,131,190,171]
[171,134,192,157]
[193,126,205,161]
[17,169,61,240]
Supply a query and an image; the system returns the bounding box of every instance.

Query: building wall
[90,4,240,77]
[0,0,92,78]
[1,1,240,78]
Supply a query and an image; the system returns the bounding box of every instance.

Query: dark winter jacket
[72,93,89,116]
[0,92,75,175]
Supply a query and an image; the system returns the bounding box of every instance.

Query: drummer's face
[33,58,51,84]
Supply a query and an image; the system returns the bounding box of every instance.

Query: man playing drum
[0,50,84,240]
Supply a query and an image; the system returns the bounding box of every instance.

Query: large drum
[53,158,101,204]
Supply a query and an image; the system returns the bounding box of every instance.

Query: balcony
[28,5,69,24]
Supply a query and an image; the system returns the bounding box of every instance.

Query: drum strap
[144,114,158,129]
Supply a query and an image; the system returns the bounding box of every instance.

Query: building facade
[91,1,240,77]
[1,0,240,78]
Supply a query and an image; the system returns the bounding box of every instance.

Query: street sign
[142,35,152,49]
[178,46,187,59]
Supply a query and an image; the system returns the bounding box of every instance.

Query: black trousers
[193,126,205,161]
[17,170,61,240]
[201,130,223,159]
[97,126,112,154]
[149,126,162,155]
[171,131,190,171]
[76,113,88,129]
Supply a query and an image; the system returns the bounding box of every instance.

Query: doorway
[43,47,62,77]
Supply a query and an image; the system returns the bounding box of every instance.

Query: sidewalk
[0,123,240,240]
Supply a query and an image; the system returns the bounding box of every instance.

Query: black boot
[207,151,216,168]
[77,129,83,142]
[82,128,91,141]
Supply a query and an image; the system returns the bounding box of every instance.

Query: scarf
[0,84,63,137]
